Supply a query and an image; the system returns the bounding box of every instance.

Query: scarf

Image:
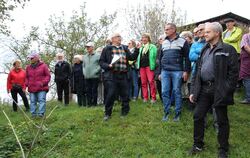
[142,43,150,55]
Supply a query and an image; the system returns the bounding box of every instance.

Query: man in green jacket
[222,18,242,53]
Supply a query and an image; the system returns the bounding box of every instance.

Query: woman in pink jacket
[25,51,51,117]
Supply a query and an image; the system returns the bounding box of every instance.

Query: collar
[112,44,122,49]
[87,52,95,56]
[165,33,179,41]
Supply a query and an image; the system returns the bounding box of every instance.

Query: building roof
[183,12,250,28]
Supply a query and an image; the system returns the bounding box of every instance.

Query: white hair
[205,22,223,35]
[74,55,83,61]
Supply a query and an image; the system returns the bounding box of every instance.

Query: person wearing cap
[54,53,71,106]
[137,33,157,104]
[239,27,250,104]
[25,51,51,117]
[7,59,29,112]
[82,42,101,106]
[222,18,242,53]
[71,55,86,106]
[99,33,140,121]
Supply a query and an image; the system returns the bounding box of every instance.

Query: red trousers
[139,66,156,101]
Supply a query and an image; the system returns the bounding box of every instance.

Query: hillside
[0,93,249,158]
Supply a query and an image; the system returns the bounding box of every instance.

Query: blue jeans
[30,91,47,116]
[243,78,250,101]
[161,70,183,114]
[130,69,139,98]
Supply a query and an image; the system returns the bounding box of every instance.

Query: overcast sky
[9,0,249,39]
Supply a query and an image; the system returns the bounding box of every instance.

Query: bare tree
[124,0,187,43]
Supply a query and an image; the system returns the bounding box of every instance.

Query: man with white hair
[54,53,71,105]
[99,33,139,121]
[189,22,238,158]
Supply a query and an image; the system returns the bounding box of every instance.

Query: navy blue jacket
[159,35,191,72]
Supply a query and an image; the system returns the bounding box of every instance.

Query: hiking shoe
[173,113,181,122]
[218,149,228,158]
[188,145,203,155]
[162,113,169,122]
[103,115,110,121]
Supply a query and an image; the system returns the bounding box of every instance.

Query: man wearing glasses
[99,33,140,121]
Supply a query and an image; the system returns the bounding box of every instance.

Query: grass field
[0,92,249,158]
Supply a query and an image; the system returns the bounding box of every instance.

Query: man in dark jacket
[158,23,191,122]
[188,22,238,158]
[54,53,71,105]
[99,33,139,121]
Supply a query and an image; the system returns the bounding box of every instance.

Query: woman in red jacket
[7,59,29,112]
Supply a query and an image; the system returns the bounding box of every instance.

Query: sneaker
[38,114,45,119]
[151,100,156,104]
[103,115,110,121]
[173,113,181,122]
[162,113,169,121]
[239,99,250,104]
[143,99,148,103]
[218,149,228,158]
[188,145,203,155]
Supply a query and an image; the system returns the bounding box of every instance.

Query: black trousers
[56,80,70,105]
[85,78,99,106]
[105,73,130,116]
[193,85,229,151]
[11,88,29,111]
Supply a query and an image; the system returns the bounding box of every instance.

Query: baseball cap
[224,18,235,23]
[27,50,39,59]
[85,42,94,47]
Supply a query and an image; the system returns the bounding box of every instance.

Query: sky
[8,0,249,39]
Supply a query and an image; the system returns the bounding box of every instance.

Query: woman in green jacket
[137,33,157,103]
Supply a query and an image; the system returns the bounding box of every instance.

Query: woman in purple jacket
[25,51,51,117]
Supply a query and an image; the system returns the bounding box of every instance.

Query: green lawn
[0,92,249,158]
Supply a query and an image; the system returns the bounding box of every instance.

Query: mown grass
[0,91,249,158]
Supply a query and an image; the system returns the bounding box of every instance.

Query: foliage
[125,0,187,43]
[0,0,30,34]
[0,93,249,157]
[30,3,116,64]
[2,3,116,74]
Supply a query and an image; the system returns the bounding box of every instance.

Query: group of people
[7,51,51,117]
[6,17,250,158]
